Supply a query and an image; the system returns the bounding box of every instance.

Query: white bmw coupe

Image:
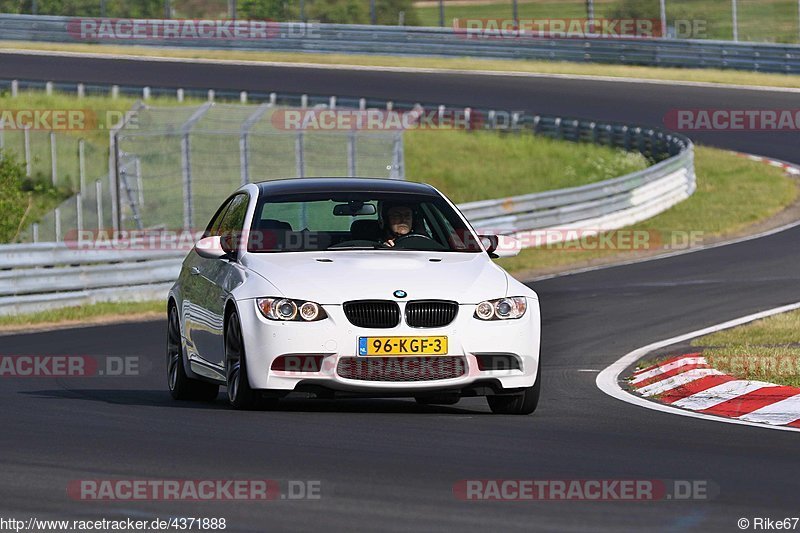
[167,178,541,414]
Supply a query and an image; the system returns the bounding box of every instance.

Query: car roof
[254,177,439,197]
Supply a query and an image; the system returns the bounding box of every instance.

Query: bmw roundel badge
[393,290,407,298]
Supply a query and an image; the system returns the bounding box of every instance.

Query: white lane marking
[672,380,777,411]
[629,356,707,384]
[596,301,800,433]
[637,369,723,397]
[3,47,800,94]
[738,394,800,425]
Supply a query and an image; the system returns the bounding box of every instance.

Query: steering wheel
[391,233,446,250]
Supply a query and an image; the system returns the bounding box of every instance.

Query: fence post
[77,83,85,98]
[50,131,58,186]
[111,85,119,99]
[240,91,247,103]
[11,80,18,98]
[78,139,86,194]
[76,193,83,234]
[179,103,213,230]
[347,131,356,177]
[181,132,193,229]
[108,130,119,231]
[240,103,271,185]
[96,180,104,231]
[45,81,53,96]
[24,126,31,177]
[54,207,61,242]
[177,88,184,102]
[295,131,305,178]
[32,223,38,243]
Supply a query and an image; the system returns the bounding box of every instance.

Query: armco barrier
[0,82,694,316]
[0,14,799,73]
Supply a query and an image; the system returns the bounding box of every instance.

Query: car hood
[240,250,509,304]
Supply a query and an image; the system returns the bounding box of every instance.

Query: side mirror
[195,236,228,259]
[479,234,521,258]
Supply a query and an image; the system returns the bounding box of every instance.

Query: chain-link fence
[113,102,404,232]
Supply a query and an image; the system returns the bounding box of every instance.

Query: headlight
[257,298,328,322]
[474,297,527,321]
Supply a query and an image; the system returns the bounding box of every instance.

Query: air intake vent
[337,356,467,381]
[343,300,400,329]
[405,300,458,328]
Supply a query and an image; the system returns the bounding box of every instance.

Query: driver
[381,203,415,247]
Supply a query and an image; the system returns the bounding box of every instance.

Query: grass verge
[3,41,800,90]
[496,145,798,275]
[689,309,800,387]
[0,300,164,333]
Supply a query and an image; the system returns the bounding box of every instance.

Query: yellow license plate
[358,336,448,356]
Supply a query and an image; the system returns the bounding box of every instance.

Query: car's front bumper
[238,298,540,395]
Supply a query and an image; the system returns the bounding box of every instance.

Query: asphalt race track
[1,52,800,531]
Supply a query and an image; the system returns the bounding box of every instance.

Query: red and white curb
[629,354,800,428]
[731,152,800,176]
[597,301,800,433]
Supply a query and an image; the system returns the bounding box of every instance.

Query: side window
[218,194,249,234]
[205,199,233,238]
[218,194,250,255]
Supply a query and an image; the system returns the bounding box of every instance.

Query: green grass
[5,41,800,90]
[414,0,800,43]
[405,129,648,203]
[0,300,164,330]
[688,309,800,386]
[496,145,798,274]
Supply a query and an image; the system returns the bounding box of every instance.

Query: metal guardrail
[1,13,800,73]
[0,80,694,316]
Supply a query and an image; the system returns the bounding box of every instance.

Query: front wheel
[487,360,541,415]
[225,312,274,410]
[167,305,218,402]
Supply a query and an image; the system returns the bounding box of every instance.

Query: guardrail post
[111,85,119,99]
[329,96,337,109]
[488,110,497,129]
[32,223,38,243]
[77,83,85,98]
[207,89,215,102]
[359,98,366,111]
[23,126,31,177]
[49,131,58,186]
[177,88,184,102]
[270,93,277,106]
[301,94,308,109]
[463,107,471,131]
[240,91,247,104]
[143,87,151,100]
[386,101,393,111]
[45,81,53,96]
[622,125,630,151]
[11,80,18,98]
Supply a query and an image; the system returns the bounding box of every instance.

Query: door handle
[190,267,201,276]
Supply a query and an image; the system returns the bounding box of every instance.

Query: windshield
[247,191,482,253]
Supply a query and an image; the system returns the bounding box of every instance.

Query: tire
[415,393,460,406]
[225,312,274,410]
[487,360,541,415]
[167,305,219,402]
